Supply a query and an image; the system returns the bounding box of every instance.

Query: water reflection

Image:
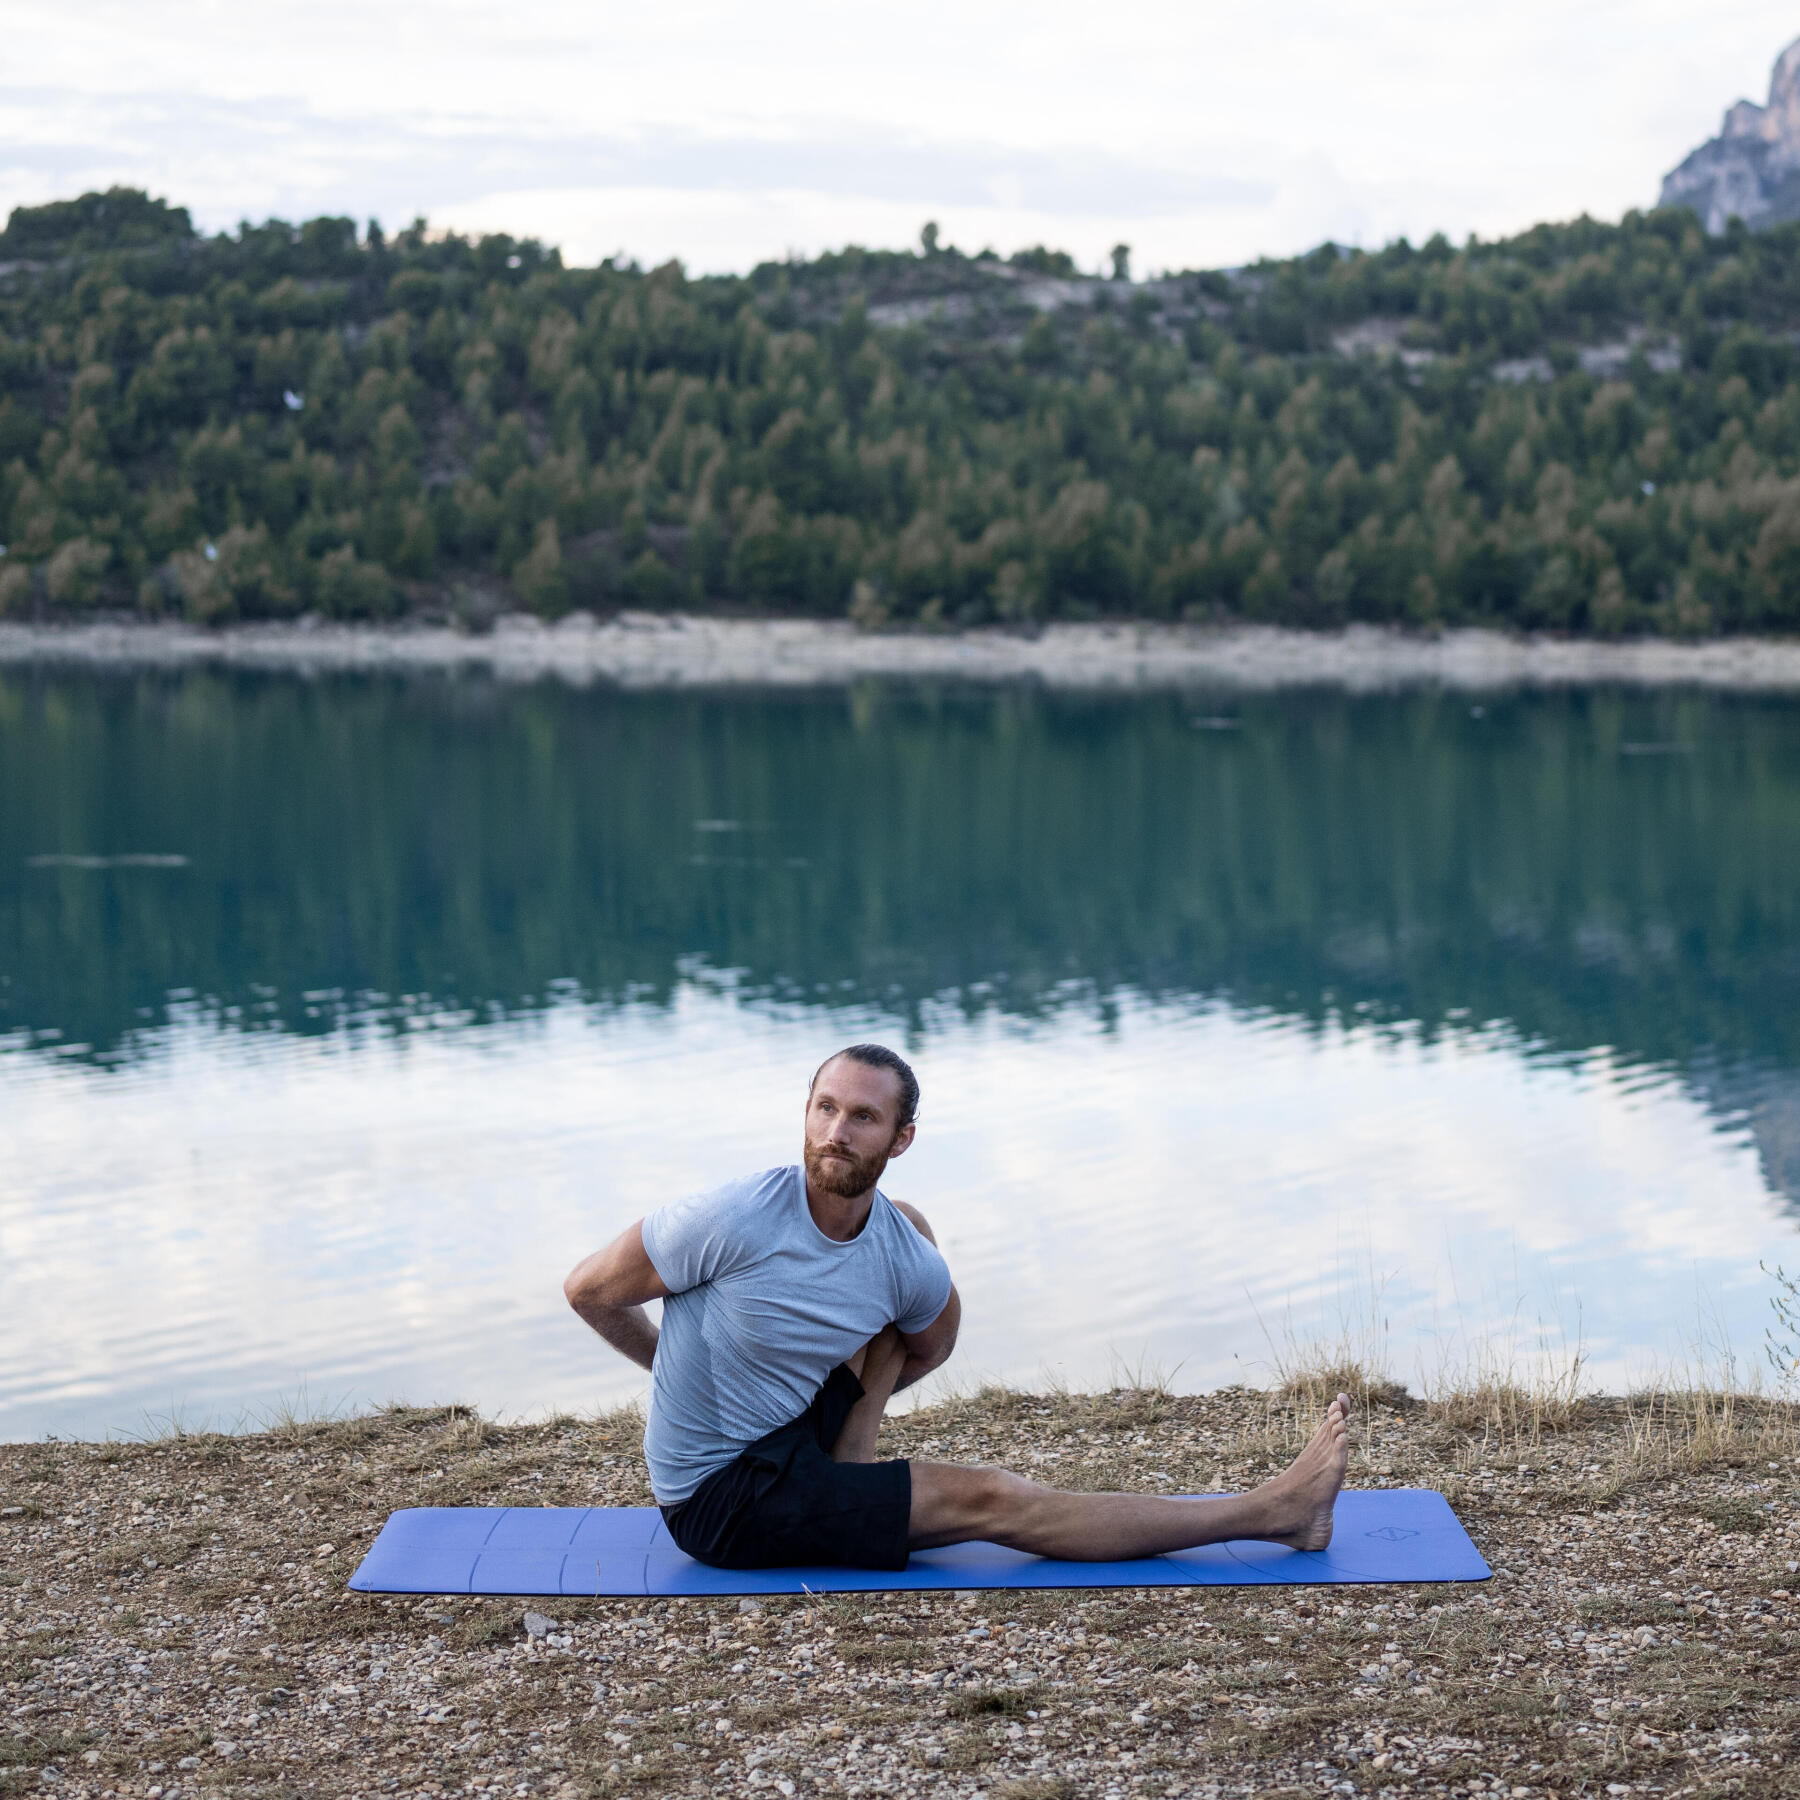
[2,669,1798,1438]
[0,991,1785,1442]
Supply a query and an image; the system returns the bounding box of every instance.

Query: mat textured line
[347,1489,1488,1596]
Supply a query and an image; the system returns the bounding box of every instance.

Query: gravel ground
[2,1386,1792,1800]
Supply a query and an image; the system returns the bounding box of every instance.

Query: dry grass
[1279,1358,1412,1412]
[916,1379,1041,1426]
[1618,1382,1800,1473]
[8,1385,1800,1798]
[1255,1271,1412,1419]
[1246,1320,1800,1498]
[1423,1338,1589,1453]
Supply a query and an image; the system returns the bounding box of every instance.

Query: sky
[4,1,1800,277]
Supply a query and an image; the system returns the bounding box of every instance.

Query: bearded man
[563,1042,1349,1572]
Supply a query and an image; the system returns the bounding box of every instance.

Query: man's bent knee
[908,1461,1045,1545]
[965,1467,1040,1536]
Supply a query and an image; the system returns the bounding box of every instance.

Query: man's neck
[804,1177,877,1242]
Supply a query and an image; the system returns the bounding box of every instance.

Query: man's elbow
[909,1321,959,1376]
[564,1261,615,1313]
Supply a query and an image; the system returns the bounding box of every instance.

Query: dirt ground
[2,1385,1792,1800]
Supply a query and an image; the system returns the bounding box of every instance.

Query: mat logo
[1364,1526,1420,1541]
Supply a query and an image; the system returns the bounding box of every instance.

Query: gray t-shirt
[639,1164,954,1504]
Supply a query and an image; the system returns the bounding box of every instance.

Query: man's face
[803,1056,915,1199]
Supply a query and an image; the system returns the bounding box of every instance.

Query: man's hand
[563,1221,671,1372]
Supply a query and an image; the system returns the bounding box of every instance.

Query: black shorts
[659,1365,913,1571]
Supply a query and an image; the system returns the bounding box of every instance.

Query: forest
[7,185,1800,634]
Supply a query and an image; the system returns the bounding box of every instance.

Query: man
[564,1042,1350,1571]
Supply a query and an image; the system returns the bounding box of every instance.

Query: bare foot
[1263,1392,1351,1551]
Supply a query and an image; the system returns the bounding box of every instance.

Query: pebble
[4,1388,1796,1797]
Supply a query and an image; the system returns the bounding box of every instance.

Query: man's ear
[888,1121,917,1160]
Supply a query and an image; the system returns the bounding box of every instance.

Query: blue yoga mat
[348,1489,1487,1596]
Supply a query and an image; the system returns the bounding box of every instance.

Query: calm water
[4,669,1800,1441]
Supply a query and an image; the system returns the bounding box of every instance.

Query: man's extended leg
[832,1325,909,1463]
[907,1394,1352,1558]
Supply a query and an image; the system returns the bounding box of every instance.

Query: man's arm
[563,1221,672,1372]
[891,1199,960,1390]
[897,1287,961,1389]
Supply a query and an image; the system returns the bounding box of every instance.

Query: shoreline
[4,613,1800,690]
[1,1385,1794,1798]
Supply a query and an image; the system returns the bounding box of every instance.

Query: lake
[4,666,1799,1442]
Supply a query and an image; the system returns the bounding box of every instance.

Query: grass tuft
[915,1378,1038,1425]
[1426,1348,1588,1447]
[1254,1264,1408,1421]
[1280,1357,1411,1411]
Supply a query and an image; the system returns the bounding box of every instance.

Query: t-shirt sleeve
[894,1237,954,1335]
[641,1182,756,1295]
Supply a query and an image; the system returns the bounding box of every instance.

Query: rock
[523,1611,555,1639]
[737,1598,762,1615]
[1662,35,1800,232]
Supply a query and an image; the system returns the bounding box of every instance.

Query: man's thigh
[676,1439,913,1571]
[755,1446,911,1568]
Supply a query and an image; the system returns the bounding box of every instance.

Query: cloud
[0,83,1481,275]
[0,85,1268,215]
[8,3,1800,279]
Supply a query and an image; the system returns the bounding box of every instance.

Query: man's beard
[803,1137,892,1199]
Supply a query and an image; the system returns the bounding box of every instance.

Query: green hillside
[4,187,1800,634]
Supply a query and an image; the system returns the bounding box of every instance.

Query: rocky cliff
[1661,36,1800,232]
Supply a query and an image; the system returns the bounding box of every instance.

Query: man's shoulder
[643,1165,799,1288]
[667,1163,798,1216]
[883,1195,939,1248]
